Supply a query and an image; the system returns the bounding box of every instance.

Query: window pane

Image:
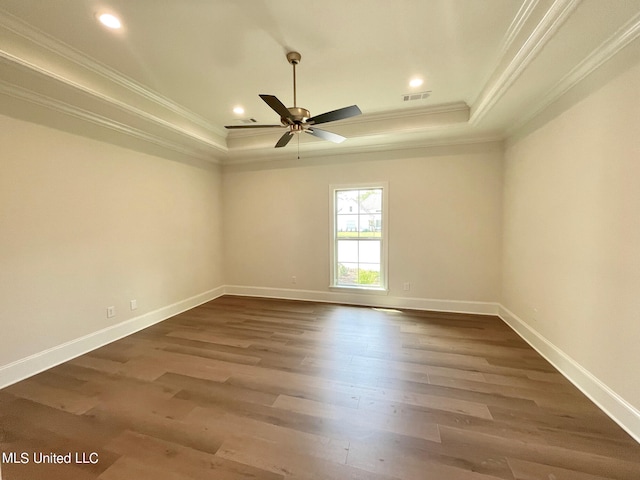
[359,214,381,237]
[359,189,382,213]
[337,262,358,285]
[337,240,358,263]
[358,240,380,264]
[358,264,380,286]
[336,190,358,215]
[336,215,359,236]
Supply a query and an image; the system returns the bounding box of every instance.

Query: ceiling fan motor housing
[284,107,310,125]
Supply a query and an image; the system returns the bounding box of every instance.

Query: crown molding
[0,79,221,163]
[345,102,469,124]
[470,0,581,126]
[317,132,504,162]
[0,48,228,155]
[0,8,228,153]
[507,11,640,136]
[224,128,503,167]
[496,0,540,64]
[468,0,539,117]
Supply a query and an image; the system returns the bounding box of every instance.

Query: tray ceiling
[1,0,639,163]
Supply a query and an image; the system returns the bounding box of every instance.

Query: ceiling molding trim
[496,0,540,62]
[224,132,504,166]
[506,11,640,135]
[0,50,228,154]
[470,0,581,126]
[0,9,225,138]
[469,0,539,110]
[226,102,470,140]
[329,133,504,157]
[340,102,469,127]
[0,80,220,163]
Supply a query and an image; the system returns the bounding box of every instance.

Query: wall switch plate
[107,306,116,318]
[130,299,138,310]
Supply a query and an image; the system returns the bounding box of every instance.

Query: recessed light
[233,106,245,115]
[98,13,122,29]
[409,78,424,88]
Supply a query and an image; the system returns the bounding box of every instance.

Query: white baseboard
[0,286,225,390]
[498,305,640,444]
[224,285,499,315]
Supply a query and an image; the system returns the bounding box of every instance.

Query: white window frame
[329,182,389,293]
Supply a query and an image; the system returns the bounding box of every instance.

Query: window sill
[329,285,389,295]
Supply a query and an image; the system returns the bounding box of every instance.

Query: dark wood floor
[1,296,639,479]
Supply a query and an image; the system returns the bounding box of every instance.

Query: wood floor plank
[2,378,98,415]
[1,295,638,480]
[188,408,352,465]
[103,430,284,480]
[97,456,194,480]
[271,394,442,442]
[160,343,262,366]
[224,372,363,409]
[216,434,401,480]
[85,403,225,456]
[346,436,511,479]
[507,457,611,480]
[0,396,122,448]
[440,424,640,479]
[488,403,633,440]
[427,374,593,410]
[154,372,279,407]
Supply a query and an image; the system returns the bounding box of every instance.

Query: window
[330,183,388,291]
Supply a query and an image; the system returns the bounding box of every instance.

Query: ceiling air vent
[402,91,431,102]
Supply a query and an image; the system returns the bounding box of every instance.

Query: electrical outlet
[291,276,297,284]
[403,282,411,291]
[107,306,116,318]
[130,299,138,310]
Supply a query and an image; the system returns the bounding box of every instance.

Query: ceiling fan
[225,51,362,148]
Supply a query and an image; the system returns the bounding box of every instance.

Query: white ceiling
[1,0,639,163]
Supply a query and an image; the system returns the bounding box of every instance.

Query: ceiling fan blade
[307,105,361,125]
[305,128,346,144]
[275,131,294,148]
[260,94,294,123]
[225,125,284,129]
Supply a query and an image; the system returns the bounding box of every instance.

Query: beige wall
[223,143,503,303]
[502,61,640,408]
[0,114,225,366]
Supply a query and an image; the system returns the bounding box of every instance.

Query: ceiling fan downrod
[287,51,301,108]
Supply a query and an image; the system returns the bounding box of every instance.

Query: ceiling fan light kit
[225,52,362,149]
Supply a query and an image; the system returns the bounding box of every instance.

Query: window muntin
[331,185,387,290]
